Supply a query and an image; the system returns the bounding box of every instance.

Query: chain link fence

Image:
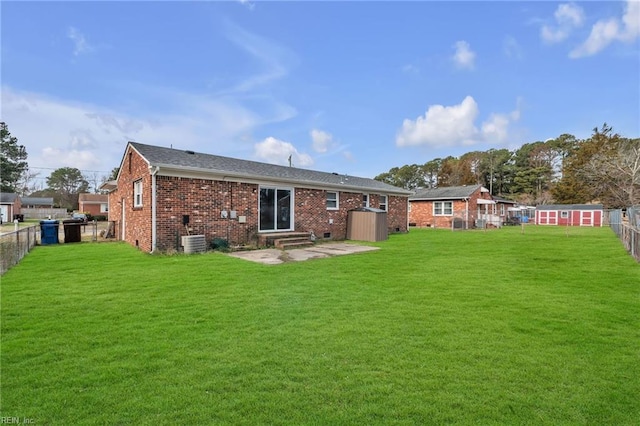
[606,207,639,262]
[1,225,39,275]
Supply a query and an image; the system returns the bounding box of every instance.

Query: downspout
[465,198,469,229]
[407,197,410,232]
[150,166,159,253]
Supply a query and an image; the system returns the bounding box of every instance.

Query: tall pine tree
[0,122,28,193]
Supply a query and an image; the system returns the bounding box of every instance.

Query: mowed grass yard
[1,226,639,424]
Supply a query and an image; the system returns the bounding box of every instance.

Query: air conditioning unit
[182,235,206,254]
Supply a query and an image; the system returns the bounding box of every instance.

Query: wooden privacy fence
[607,208,640,262]
[1,225,38,275]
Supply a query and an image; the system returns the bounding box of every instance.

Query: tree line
[375,124,639,209]
[1,122,118,211]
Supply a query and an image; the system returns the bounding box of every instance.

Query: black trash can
[63,219,83,243]
[40,220,60,245]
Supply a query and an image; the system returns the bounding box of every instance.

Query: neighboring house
[535,204,603,227]
[102,142,412,253]
[21,197,54,208]
[78,193,109,216]
[20,196,64,220]
[0,193,21,224]
[409,184,497,229]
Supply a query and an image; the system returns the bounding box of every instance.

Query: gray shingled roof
[409,184,483,200]
[128,142,412,195]
[21,197,54,206]
[0,193,19,203]
[535,204,603,211]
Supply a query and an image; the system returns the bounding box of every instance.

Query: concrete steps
[259,232,314,249]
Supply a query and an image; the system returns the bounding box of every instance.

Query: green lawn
[1,226,639,424]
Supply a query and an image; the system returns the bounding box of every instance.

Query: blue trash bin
[40,220,60,245]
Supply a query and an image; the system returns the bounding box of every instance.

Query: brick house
[78,193,109,217]
[408,184,497,229]
[103,142,412,253]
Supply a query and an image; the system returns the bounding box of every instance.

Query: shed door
[580,211,593,226]
[0,205,8,223]
[539,211,557,225]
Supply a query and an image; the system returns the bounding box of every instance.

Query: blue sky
[1,1,638,188]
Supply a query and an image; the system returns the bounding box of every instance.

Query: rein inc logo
[0,418,35,424]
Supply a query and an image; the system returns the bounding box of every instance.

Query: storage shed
[347,207,388,242]
[535,204,603,227]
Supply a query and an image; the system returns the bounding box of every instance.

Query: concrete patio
[228,242,379,264]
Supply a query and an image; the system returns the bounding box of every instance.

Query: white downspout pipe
[150,166,159,253]
[465,198,469,229]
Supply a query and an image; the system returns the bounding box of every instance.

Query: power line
[29,166,111,174]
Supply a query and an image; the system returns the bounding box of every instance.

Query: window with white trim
[560,211,569,218]
[363,193,369,207]
[101,203,108,213]
[133,180,143,207]
[433,201,453,216]
[379,195,387,211]
[326,191,339,210]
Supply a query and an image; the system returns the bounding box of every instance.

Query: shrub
[210,237,229,251]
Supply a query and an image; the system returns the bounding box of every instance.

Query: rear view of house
[535,204,603,227]
[102,142,412,253]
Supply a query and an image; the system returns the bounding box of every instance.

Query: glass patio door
[259,187,292,231]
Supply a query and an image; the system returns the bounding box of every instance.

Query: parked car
[71,213,88,223]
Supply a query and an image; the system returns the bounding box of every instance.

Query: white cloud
[310,129,333,153]
[556,3,585,27]
[570,19,621,58]
[540,3,585,43]
[452,41,476,70]
[504,35,524,59]
[67,27,94,56]
[237,0,255,11]
[1,85,294,173]
[621,0,640,40]
[396,96,479,147]
[395,96,521,149]
[254,137,313,167]
[481,113,511,142]
[570,0,640,58]
[221,21,295,94]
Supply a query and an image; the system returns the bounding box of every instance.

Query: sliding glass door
[259,187,293,232]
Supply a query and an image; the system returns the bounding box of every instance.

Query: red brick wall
[108,146,408,252]
[409,200,472,228]
[79,203,105,216]
[154,177,259,251]
[107,148,153,251]
[294,190,407,239]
